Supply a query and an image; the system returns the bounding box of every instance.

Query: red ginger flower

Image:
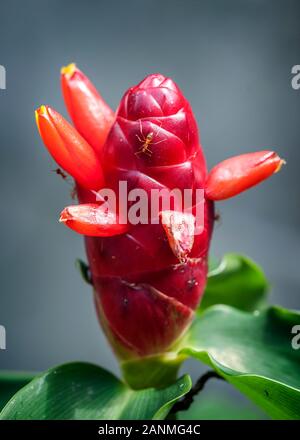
[36,64,283,369]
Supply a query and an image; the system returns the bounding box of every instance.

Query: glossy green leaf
[178,391,268,420]
[0,362,191,420]
[0,372,35,411]
[202,254,269,312]
[179,305,300,419]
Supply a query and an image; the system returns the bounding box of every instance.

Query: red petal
[36,105,104,190]
[205,151,284,201]
[61,63,114,154]
[59,203,129,237]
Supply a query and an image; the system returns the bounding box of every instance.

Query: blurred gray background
[0,0,299,417]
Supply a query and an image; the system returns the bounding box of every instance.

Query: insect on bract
[135,120,164,157]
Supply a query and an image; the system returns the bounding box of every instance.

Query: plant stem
[170,370,224,415]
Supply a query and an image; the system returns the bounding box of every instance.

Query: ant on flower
[135,120,165,157]
[53,167,68,180]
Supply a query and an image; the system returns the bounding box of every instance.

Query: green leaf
[202,254,269,312]
[178,391,268,420]
[0,362,191,420]
[0,372,35,411]
[179,305,300,419]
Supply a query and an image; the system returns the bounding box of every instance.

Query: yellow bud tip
[61,63,77,79]
[35,105,48,134]
[35,105,48,117]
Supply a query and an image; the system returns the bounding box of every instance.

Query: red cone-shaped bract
[83,74,214,359]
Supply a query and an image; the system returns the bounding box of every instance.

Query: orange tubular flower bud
[205,150,284,201]
[61,63,115,154]
[59,203,129,237]
[35,105,104,190]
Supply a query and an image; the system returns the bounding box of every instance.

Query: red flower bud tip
[205,150,284,201]
[160,211,195,263]
[61,63,115,154]
[35,105,104,190]
[59,203,129,237]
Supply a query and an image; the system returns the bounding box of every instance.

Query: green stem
[121,353,186,390]
[169,370,224,415]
